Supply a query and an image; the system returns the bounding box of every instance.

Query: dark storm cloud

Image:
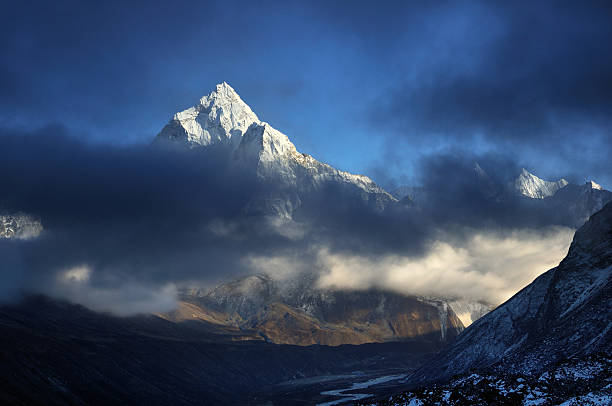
[298,150,578,259]
[377,1,612,139]
[0,125,584,310]
[0,127,568,269]
[0,126,289,292]
[368,1,612,186]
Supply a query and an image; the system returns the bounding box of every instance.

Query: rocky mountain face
[156,82,394,218]
[378,201,612,403]
[163,274,464,346]
[157,81,259,149]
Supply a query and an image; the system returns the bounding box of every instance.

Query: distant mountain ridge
[391,166,612,228]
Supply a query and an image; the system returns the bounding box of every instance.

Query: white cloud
[61,266,91,283]
[314,227,574,305]
[56,265,178,315]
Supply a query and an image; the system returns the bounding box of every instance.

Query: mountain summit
[157,82,259,149]
[156,83,394,217]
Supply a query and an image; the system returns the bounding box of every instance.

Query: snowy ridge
[514,168,568,199]
[393,167,611,228]
[389,186,427,204]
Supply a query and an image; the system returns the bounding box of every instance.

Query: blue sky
[2,0,611,188]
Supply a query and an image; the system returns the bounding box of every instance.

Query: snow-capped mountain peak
[514,168,568,199]
[157,82,260,148]
[156,83,396,217]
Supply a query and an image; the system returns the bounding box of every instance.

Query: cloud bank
[0,126,583,313]
[316,227,574,305]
